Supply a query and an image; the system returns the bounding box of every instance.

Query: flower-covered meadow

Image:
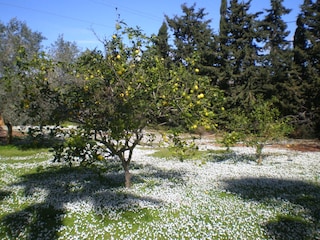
[0,145,319,239]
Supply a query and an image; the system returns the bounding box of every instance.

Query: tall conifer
[293,0,320,136]
[165,3,217,81]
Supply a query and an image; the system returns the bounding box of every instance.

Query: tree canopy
[1,0,320,184]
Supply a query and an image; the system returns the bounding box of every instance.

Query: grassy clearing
[0,145,319,239]
[0,145,49,158]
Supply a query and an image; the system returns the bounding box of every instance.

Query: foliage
[0,18,46,142]
[223,97,292,164]
[2,1,320,190]
[218,0,265,106]
[167,131,199,161]
[143,51,225,130]
[52,128,106,167]
[48,20,225,187]
[220,131,242,151]
[153,21,170,64]
[165,3,217,82]
[15,126,59,149]
[15,47,66,125]
[293,0,320,137]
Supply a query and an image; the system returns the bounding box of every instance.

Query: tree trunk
[119,151,132,188]
[123,161,131,188]
[6,122,13,144]
[125,168,131,188]
[256,143,264,165]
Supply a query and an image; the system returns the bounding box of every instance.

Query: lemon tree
[60,22,226,186]
[16,22,226,187]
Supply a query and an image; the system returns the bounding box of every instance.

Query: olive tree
[0,18,46,142]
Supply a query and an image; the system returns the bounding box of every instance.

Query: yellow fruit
[195,68,200,73]
[197,93,204,99]
[116,54,121,59]
[191,124,197,130]
[194,85,199,90]
[135,49,140,54]
[112,34,117,39]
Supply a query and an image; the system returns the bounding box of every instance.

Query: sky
[0,0,302,51]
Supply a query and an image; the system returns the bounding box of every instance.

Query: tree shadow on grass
[0,161,181,239]
[0,190,11,201]
[205,150,264,163]
[223,177,320,239]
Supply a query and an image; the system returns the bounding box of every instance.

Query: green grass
[150,147,207,160]
[0,145,319,239]
[0,145,49,158]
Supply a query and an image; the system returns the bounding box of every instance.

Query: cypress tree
[259,0,300,116]
[165,3,217,81]
[293,0,320,137]
[154,21,170,61]
[217,0,232,90]
[219,0,262,106]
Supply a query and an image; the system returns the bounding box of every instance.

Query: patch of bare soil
[277,141,320,152]
[198,133,320,152]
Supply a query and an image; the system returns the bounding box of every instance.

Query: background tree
[48,34,80,63]
[165,3,217,82]
[220,0,263,107]
[15,48,65,127]
[293,0,320,137]
[0,18,46,142]
[153,21,171,65]
[223,96,292,164]
[46,35,81,121]
[259,0,301,117]
[217,0,231,90]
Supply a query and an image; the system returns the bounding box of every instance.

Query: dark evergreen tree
[217,0,232,90]
[218,0,262,105]
[165,3,217,81]
[293,0,320,137]
[260,0,301,117]
[153,21,170,62]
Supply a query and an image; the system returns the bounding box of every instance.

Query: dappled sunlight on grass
[0,145,319,239]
